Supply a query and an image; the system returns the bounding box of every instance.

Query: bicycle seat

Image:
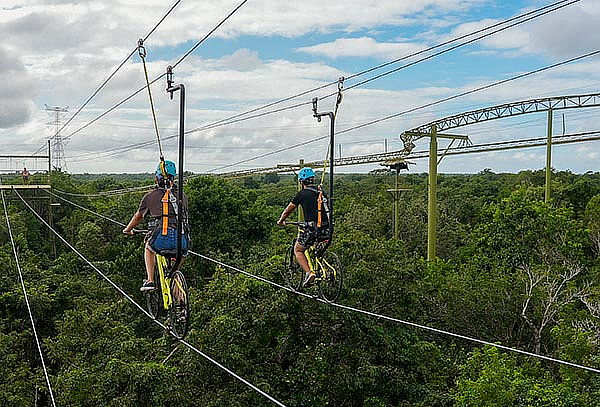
[157,249,178,257]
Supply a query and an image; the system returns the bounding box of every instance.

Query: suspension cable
[15,189,287,407]
[205,48,600,173]
[59,0,573,147]
[46,190,600,375]
[184,0,579,136]
[137,39,164,160]
[32,0,183,155]
[62,0,250,144]
[1,185,57,407]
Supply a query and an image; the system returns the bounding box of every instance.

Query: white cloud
[297,37,426,60]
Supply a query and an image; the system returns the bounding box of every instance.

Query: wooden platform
[0,185,51,190]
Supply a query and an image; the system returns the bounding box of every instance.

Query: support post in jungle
[428,124,438,261]
[166,65,186,272]
[383,159,410,240]
[545,108,553,203]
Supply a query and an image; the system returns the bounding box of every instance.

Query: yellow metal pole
[427,125,438,261]
[394,167,399,240]
[545,109,553,203]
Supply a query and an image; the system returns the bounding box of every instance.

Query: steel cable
[33,0,183,155]
[60,0,576,152]
[1,184,57,407]
[62,0,250,144]
[205,49,600,173]
[15,188,287,407]
[46,190,600,375]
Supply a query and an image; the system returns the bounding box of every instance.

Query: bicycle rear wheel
[282,241,303,291]
[146,262,163,319]
[317,251,343,303]
[169,270,190,339]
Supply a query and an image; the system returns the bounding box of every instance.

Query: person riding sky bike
[277,167,331,287]
[122,160,190,292]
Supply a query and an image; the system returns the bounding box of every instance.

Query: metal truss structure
[222,93,600,179]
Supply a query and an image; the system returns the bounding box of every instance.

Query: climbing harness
[306,185,330,229]
[138,39,167,176]
[160,184,178,236]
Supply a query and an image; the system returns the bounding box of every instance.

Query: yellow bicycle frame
[156,254,172,310]
[300,237,336,281]
[156,254,188,310]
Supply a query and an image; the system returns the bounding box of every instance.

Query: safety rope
[1,183,57,407]
[16,189,287,407]
[138,39,164,164]
[44,191,600,375]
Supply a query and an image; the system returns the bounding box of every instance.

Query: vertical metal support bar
[329,112,335,231]
[176,85,185,265]
[47,140,51,182]
[545,108,553,203]
[394,167,399,240]
[167,70,185,272]
[427,124,438,261]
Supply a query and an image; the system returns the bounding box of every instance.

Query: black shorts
[297,226,330,249]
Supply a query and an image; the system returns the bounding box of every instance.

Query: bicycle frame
[156,254,173,310]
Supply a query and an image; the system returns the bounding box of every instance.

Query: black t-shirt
[291,187,329,225]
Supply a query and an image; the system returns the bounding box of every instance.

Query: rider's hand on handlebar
[277,219,286,227]
[122,228,134,235]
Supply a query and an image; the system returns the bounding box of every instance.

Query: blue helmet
[298,167,315,181]
[155,160,177,179]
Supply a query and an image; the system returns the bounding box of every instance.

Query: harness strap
[161,188,170,236]
[317,191,323,228]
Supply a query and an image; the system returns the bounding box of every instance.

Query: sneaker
[302,272,315,288]
[140,280,156,292]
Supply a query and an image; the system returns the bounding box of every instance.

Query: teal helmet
[298,167,315,181]
[155,160,177,179]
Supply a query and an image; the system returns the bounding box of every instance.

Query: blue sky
[0,0,599,174]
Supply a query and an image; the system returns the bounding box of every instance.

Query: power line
[1,184,57,407]
[184,0,579,135]
[62,0,250,144]
[45,191,600,375]
[206,49,600,173]
[33,0,183,155]
[15,188,287,407]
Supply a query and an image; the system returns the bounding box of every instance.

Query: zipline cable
[0,184,57,407]
[60,0,573,147]
[184,0,579,135]
[138,39,164,159]
[62,0,250,144]
[205,48,600,173]
[33,0,183,155]
[46,191,600,375]
[15,188,287,407]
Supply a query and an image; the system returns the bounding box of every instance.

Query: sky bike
[282,221,343,302]
[135,230,190,339]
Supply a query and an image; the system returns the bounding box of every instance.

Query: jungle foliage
[0,169,599,406]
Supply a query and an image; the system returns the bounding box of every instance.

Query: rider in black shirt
[277,167,330,286]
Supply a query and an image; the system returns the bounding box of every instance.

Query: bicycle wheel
[317,251,343,303]
[282,241,303,291]
[169,270,190,339]
[146,262,163,319]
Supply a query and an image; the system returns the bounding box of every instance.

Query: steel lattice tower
[44,104,69,171]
